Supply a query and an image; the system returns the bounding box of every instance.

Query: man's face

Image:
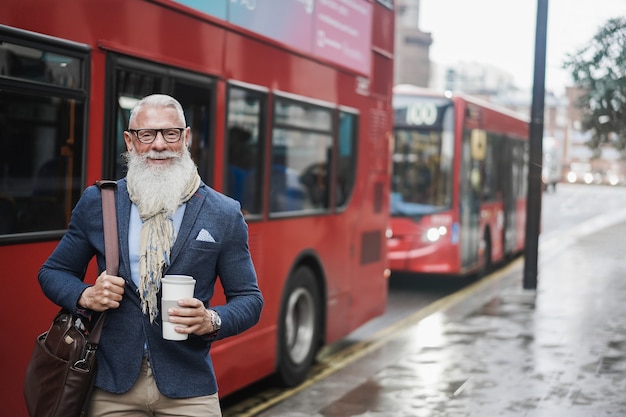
[123,106,190,166]
[124,104,197,214]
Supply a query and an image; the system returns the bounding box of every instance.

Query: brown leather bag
[23,180,118,417]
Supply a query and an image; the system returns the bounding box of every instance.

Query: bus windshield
[391,95,454,219]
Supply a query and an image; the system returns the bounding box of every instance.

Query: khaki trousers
[87,356,222,417]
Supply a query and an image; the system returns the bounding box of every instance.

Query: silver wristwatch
[209,309,221,332]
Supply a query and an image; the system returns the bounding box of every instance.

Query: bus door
[501,138,516,254]
[459,128,483,269]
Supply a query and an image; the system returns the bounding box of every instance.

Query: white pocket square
[196,228,216,242]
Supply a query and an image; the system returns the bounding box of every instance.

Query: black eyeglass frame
[127,127,186,144]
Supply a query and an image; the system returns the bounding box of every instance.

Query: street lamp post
[524,0,549,290]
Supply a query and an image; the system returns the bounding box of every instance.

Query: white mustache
[141,150,180,160]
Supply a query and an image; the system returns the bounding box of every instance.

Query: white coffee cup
[161,275,196,341]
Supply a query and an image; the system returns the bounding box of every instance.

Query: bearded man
[39,94,263,417]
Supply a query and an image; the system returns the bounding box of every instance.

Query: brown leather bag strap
[89,180,119,343]
[96,180,119,276]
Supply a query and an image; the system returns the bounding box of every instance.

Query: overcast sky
[419,0,626,93]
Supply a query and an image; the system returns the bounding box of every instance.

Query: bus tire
[275,266,322,387]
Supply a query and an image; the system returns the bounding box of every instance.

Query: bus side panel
[0,243,99,417]
[0,246,57,417]
[224,32,338,101]
[1,1,226,77]
[346,171,389,333]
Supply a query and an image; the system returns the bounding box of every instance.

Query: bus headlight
[425,226,447,243]
[566,172,577,183]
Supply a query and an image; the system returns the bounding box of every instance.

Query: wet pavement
[255,209,626,417]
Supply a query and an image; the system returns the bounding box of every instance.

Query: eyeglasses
[127,128,185,144]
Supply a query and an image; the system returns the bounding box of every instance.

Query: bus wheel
[276,266,322,387]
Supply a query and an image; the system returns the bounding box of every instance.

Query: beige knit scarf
[129,173,201,322]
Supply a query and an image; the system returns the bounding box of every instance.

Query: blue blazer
[39,179,263,398]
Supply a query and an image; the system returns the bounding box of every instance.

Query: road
[221,183,626,416]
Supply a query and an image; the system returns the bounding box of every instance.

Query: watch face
[213,311,221,328]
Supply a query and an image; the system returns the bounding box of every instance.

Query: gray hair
[128,94,186,128]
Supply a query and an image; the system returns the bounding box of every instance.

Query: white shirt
[128,203,186,288]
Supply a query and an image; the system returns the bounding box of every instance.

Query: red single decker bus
[388,85,529,277]
[0,1,394,415]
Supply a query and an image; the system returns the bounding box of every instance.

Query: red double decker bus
[0,1,394,414]
[388,85,529,277]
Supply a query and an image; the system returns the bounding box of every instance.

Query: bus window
[391,127,453,215]
[0,34,87,239]
[336,111,358,208]
[391,95,454,218]
[0,93,85,235]
[271,98,333,214]
[172,79,214,183]
[225,86,265,215]
[0,42,83,88]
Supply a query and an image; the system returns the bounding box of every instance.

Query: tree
[563,17,626,157]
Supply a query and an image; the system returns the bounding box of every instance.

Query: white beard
[125,146,197,216]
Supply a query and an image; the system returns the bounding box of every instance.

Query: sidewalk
[256,210,626,417]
